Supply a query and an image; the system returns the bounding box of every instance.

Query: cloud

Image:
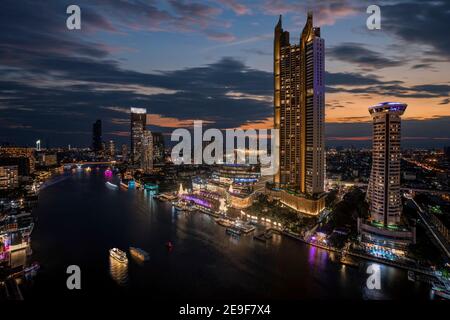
[204,30,236,42]
[0,55,274,145]
[382,1,450,58]
[411,63,433,70]
[326,116,450,147]
[325,71,402,86]
[242,48,270,56]
[328,82,450,99]
[261,0,359,26]
[439,98,450,105]
[0,0,236,47]
[147,114,215,128]
[327,43,405,69]
[217,0,251,15]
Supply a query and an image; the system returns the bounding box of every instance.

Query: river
[26,168,432,300]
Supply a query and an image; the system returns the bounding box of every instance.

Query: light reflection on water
[109,257,129,287]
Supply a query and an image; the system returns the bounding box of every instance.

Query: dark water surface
[27,169,431,300]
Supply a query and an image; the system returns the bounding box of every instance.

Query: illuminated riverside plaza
[267,13,326,215]
[358,102,415,256]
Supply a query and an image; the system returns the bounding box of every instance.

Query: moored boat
[109,248,128,264]
[129,247,150,262]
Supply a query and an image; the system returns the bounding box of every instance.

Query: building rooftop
[369,102,407,115]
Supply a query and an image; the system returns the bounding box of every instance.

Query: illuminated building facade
[192,164,259,209]
[0,165,19,190]
[271,13,325,215]
[359,102,415,253]
[121,144,128,162]
[141,130,153,173]
[152,132,165,164]
[367,102,406,225]
[37,153,57,167]
[107,140,116,159]
[130,107,147,164]
[0,147,35,176]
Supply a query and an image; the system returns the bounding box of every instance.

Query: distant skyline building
[359,102,415,254]
[92,120,102,153]
[141,130,153,173]
[130,107,147,164]
[107,140,116,159]
[121,144,128,162]
[152,132,165,164]
[268,12,325,215]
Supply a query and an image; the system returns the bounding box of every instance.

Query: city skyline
[0,1,449,148]
[1,1,449,305]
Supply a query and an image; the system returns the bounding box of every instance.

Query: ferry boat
[129,247,150,262]
[215,218,233,228]
[109,248,128,264]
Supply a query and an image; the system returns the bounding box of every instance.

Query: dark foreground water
[27,169,432,300]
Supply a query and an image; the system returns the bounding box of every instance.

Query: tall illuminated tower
[271,12,325,215]
[359,102,415,253]
[367,102,407,225]
[130,107,147,164]
[274,12,324,194]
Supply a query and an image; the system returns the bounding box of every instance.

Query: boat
[226,227,242,236]
[106,182,118,189]
[109,248,128,264]
[129,247,150,262]
[264,231,273,239]
[432,282,450,300]
[173,204,186,212]
[215,218,233,227]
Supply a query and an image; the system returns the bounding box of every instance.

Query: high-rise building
[359,102,415,254]
[367,102,406,225]
[0,165,19,190]
[121,144,128,162]
[130,107,147,164]
[107,140,115,159]
[268,13,325,215]
[152,132,165,164]
[0,147,35,175]
[141,130,153,173]
[92,120,102,153]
